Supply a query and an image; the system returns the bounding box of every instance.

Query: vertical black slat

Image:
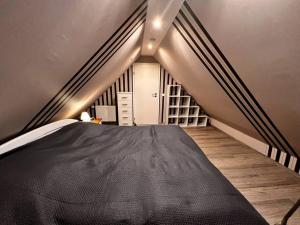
[267,145,272,157]
[184,2,297,158]
[123,73,126,91]
[102,94,105,105]
[127,69,130,92]
[102,92,106,105]
[129,66,133,92]
[42,17,146,126]
[111,83,116,105]
[162,68,166,94]
[179,9,292,157]
[108,86,113,105]
[294,159,300,173]
[126,69,129,91]
[114,82,117,105]
[120,74,123,92]
[284,154,291,167]
[89,107,93,118]
[174,19,278,148]
[173,22,274,147]
[118,76,121,92]
[275,149,281,162]
[123,71,127,92]
[106,90,109,105]
[19,0,147,133]
[131,65,134,92]
[93,103,96,118]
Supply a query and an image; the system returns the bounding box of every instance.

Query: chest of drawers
[117,92,133,126]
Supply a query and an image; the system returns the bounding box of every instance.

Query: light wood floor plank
[184,126,300,225]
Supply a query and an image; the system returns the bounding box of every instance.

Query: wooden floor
[184,126,300,225]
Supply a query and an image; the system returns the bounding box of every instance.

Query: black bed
[0,123,268,225]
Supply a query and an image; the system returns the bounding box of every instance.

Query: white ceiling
[141,0,184,56]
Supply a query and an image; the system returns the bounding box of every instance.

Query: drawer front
[118,94,131,101]
[119,117,133,126]
[118,101,132,108]
[119,114,132,121]
[118,108,132,116]
[119,121,133,126]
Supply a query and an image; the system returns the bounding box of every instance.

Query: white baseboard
[209,117,299,175]
[209,118,269,155]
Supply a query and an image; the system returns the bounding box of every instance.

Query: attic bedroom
[0,0,299,224]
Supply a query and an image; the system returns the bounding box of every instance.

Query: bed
[0,122,268,224]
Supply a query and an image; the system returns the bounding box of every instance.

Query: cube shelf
[165,85,208,127]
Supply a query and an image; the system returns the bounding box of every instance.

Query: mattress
[0,123,268,225]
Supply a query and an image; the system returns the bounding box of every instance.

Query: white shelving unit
[164,85,208,127]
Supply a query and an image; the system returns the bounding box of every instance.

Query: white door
[133,63,160,125]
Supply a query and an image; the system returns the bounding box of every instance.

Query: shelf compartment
[188,117,198,126]
[179,96,190,107]
[168,117,178,125]
[168,108,178,117]
[188,106,199,117]
[198,116,208,127]
[169,85,181,96]
[169,96,179,107]
[178,117,188,126]
[179,107,189,117]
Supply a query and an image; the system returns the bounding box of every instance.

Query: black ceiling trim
[173,22,273,148]
[174,1,298,158]
[174,12,280,150]
[41,16,146,126]
[19,0,147,134]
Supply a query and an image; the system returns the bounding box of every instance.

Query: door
[133,63,160,125]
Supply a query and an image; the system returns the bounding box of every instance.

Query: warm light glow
[80,112,91,122]
[148,43,153,49]
[153,18,162,29]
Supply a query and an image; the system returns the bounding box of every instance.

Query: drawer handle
[122,103,127,106]
[123,123,128,125]
[122,110,128,113]
[121,97,127,99]
[123,116,128,118]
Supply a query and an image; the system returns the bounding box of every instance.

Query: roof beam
[141,0,184,56]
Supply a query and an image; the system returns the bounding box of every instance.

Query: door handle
[152,93,157,97]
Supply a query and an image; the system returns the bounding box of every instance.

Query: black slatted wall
[87,65,201,124]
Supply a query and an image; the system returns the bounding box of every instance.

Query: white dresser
[117,92,133,126]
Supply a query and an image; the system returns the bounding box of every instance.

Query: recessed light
[148,43,153,49]
[153,18,162,29]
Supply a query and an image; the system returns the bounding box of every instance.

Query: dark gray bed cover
[0,123,268,224]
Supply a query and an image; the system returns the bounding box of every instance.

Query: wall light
[80,111,91,122]
[148,43,153,49]
[153,18,162,29]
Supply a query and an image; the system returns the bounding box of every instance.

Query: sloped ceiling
[1,0,300,157]
[155,0,300,156]
[0,0,144,142]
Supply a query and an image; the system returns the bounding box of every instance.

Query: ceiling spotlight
[153,18,162,29]
[148,43,153,49]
